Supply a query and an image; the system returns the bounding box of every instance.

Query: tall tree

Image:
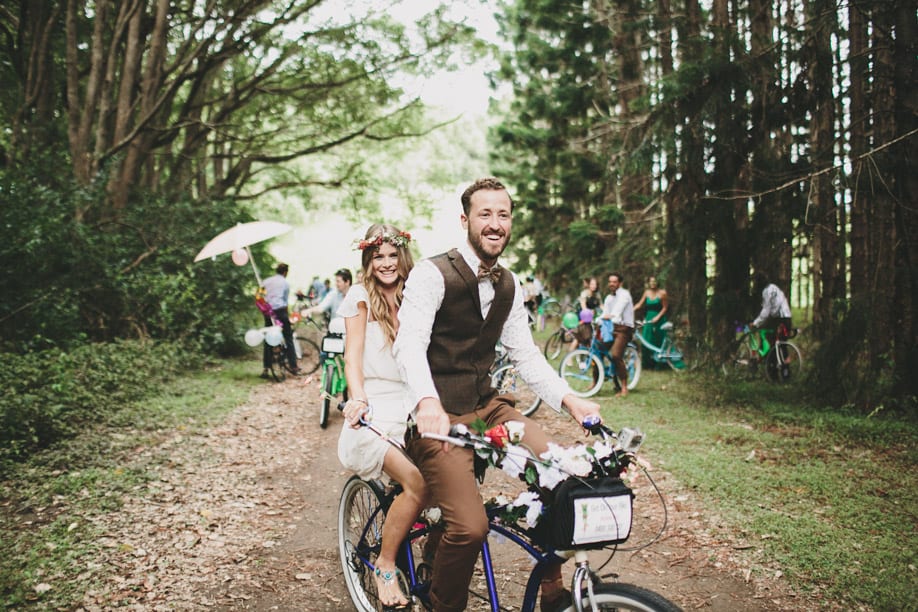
[2,0,475,213]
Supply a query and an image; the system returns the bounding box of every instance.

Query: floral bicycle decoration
[464,418,645,550]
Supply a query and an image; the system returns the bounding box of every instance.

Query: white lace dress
[336,284,409,479]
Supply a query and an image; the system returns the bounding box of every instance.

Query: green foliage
[0,168,256,353]
[0,340,197,470]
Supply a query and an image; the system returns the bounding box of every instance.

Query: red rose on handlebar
[484,424,510,449]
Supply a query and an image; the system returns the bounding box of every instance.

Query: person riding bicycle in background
[302,268,352,324]
[600,273,635,397]
[633,275,669,369]
[338,223,426,609]
[393,177,600,612]
[749,271,792,348]
[261,263,300,377]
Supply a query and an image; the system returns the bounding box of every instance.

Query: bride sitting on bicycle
[337,223,427,609]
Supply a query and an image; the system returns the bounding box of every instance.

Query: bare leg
[375,448,427,607]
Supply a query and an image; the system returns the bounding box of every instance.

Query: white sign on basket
[571,494,632,545]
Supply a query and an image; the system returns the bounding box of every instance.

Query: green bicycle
[722,324,802,382]
[319,317,348,429]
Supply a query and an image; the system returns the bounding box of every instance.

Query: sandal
[374,566,409,609]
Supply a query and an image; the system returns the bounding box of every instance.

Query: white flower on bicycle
[590,440,615,461]
[537,443,594,490]
[505,420,526,444]
[510,491,544,527]
[498,451,528,480]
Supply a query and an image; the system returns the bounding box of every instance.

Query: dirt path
[78,372,821,611]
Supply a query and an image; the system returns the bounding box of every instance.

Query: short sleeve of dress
[336,284,369,318]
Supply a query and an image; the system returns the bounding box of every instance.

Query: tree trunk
[808,0,840,338]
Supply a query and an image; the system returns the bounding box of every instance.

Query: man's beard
[469,228,510,263]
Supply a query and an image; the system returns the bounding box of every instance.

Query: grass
[0,359,256,609]
[596,367,917,610]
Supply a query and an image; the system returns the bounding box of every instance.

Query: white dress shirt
[602,288,634,328]
[393,242,572,413]
[752,284,791,327]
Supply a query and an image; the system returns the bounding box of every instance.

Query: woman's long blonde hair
[360,223,414,345]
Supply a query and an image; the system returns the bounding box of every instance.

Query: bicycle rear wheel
[543,330,566,362]
[559,349,604,396]
[294,335,321,375]
[269,345,286,382]
[556,582,681,612]
[765,341,802,383]
[491,363,542,417]
[338,477,387,612]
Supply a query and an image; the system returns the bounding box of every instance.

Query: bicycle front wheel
[338,476,387,612]
[556,582,681,612]
[269,345,286,382]
[765,341,802,383]
[559,349,604,397]
[295,336,321,375]
[624,343,642,389]
[491,363,542,417]
[321,361,335,428]
[721,338,758,380]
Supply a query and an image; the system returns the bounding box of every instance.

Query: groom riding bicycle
[393,177,601,612]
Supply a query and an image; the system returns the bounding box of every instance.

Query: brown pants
[611,324,634,388]
[406,395,551,612]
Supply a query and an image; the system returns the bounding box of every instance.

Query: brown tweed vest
[428,249,515,415]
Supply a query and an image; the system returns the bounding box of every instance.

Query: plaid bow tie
[477,263,501,283]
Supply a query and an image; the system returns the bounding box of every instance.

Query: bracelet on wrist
[354,398,369,405]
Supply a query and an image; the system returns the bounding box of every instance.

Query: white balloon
[231,248,249,266]
[264,326,283,347]
[244,328,264,347]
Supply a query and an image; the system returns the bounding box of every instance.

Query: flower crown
[354,230,412,251]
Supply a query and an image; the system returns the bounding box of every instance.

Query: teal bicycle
[634,321,687,370]
[559,327,641,396]
[319,317,348,428]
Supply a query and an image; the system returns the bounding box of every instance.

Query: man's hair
[335,268,353,284]
[610,272,624,284]
[460,177,513,215]
[276,263,289,275]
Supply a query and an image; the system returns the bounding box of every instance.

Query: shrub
[0,340,196,472]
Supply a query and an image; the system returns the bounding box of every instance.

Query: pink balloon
[231,248,249,266]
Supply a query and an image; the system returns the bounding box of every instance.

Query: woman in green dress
[633,276,669,368]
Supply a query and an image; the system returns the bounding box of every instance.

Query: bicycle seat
[660,322,674,331]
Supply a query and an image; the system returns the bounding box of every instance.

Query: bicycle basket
[535,476,633,550]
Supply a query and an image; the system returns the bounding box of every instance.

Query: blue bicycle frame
[355,494,563,611]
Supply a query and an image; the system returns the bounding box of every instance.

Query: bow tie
[477,262,502,284]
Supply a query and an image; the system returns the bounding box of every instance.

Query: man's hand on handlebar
[561,394,602,429]
[414,397,452,453]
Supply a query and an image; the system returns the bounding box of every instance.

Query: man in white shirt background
[392,177,600,612]
[261,263,299,376]
[601,272,635,397]
[749,271,792,346]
